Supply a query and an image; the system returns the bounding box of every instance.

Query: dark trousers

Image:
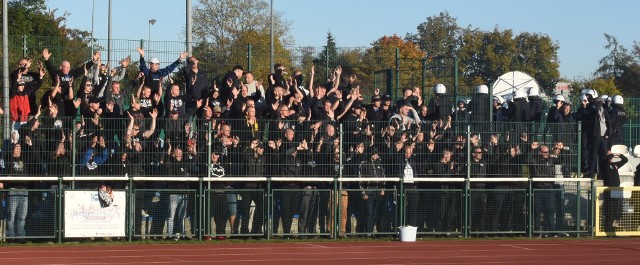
[534,188,557,232]
[363,191,385,233]
[471,184,488,231]
[298,187,319,234]
[237,190,264,234]
[490,185,513,231]
[405,185,421,228]
[273,185,299,234]
[436,184,457,232]
[587,136,608,178]
[211,192,229,235]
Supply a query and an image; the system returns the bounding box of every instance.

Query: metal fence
[1,118,611,242]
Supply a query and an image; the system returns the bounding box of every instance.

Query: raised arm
[111,57,129,82]
[142,109,158,139]
[327,66,342,94]
[308,64,315,98]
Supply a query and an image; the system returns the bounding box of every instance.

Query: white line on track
[306,243,330,248]
[503,245,534,251]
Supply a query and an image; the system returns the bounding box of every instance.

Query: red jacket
[10,93,30,122]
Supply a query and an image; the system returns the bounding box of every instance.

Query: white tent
[491,71,543,101]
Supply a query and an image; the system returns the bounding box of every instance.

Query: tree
[227,30,293,84]
[192,0,292,79]
[458,28,560,96]
[360,35,426,98]
[316,32,339,82]
[409,11,461,60]
[574,77,622,97]
[596,34,635,79]
[4,0,93,99]
[594,35,640,97]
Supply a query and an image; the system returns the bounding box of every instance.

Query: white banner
[64,190,126,238]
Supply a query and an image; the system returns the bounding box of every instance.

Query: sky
[45,0,640,80]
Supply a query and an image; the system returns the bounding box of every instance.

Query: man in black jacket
[164,147,190,240]
[528,145,558,235]
[584,90,610,179]
[183,56,209,112]
[238,141,266,235]
[601,152,628,231]
[358,149,386,234]
[43,48,99,118]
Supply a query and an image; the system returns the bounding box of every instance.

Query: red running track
[0,239,639,265]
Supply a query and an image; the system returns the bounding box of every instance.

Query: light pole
[148,19,156,49]
[270,0,274,72]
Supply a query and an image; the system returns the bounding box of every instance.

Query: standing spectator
[601,152,628,231]
[10,59,45,117]
[238,140,266,235]
[469,146,488,231]
[244,71,265,107]
[528,145,558,235]
[389,103,421,133]
[10,63,44,129]
[136,47,188,95]
[608,95,627,146]
[358,148,386,234]
[220,65,244,104]
[434,148,457,234]
[268,63,288,93]
[397,144,421,229]
[42,48,99,118]
[527,87,543,133]
[468,85,490,135]
[1,143,32,241]
[277,147,302,235]
[427,84,451,122]
[164,146,190,241]
[182,56,209,111]
[209,149,229,239]
[583,89,610,179]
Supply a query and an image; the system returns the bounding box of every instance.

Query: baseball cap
[213,106,222,113]
[371,95,381,102]
[149,57,160,64]
[382,94,391,101]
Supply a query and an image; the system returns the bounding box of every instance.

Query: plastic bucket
[399,226,417,242]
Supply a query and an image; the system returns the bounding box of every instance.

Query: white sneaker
[612,220,621,228]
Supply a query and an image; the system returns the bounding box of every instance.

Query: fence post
[453,56,459,134]
[57,176,63,243]
[22,35,27,58]
[527,178,533,238]
[394,48,399,101]
[590,178,595,237]
[71,123,76,189]
[464,125,471,238]
[335,123,344,239]
[266,176,272,240]
[204,123,212,240]
[399,178,405,229]
[197,175,203,241]
[324,46,329,82]
[576,121,582,237]
[127,173,133,242]
[247,44,252,72]
[140,39,144,50]
[421,57,427,100]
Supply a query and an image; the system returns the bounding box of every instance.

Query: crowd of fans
[0,47,635,240]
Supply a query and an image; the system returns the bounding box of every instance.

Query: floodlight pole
[2,0,10,139]
[108,0,112,65]
[270,0,274,72]
[186,0,192,55]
